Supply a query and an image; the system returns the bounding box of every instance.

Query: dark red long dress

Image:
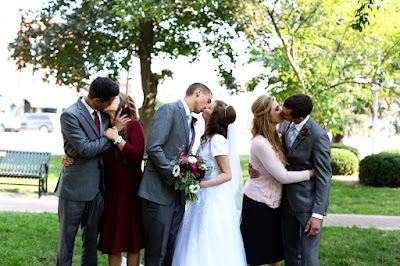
[101,120,145,255]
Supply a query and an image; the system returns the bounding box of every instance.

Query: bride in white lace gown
[172,100,246,266]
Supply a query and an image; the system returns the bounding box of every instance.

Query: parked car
[20,113,54,133]
[0,113,21,132]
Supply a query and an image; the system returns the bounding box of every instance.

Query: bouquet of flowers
[170,152,211,203]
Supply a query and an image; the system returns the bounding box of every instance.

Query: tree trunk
[332,132,344,143]
[138,20,158,142]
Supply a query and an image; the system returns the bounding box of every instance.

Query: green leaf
[179,183,186,191]
[175,180,180,190]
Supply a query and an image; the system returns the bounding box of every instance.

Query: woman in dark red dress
[102,92,145,266]
[62,92,144,265]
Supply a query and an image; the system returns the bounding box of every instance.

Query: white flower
[187,156,197,164]
[189,184,201,194]
[172,165,180,177]
[200,164,207,171]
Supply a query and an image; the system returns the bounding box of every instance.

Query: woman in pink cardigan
[240,95,314,266]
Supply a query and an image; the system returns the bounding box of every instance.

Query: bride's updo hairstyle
[251,95,286,164]
[201,100,236,143]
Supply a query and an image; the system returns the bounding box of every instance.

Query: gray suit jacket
[138,100,195,205]
[279,118,332,220]
[55,97,113,201]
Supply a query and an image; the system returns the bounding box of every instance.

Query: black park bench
[0,150,51,198]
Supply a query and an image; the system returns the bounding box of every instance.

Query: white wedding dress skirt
[172,135,246,266]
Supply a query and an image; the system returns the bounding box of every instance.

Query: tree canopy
[9,0,245,138]
[8,0,400,140]
[242,0,400,140]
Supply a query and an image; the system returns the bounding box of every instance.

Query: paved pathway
[0,192,399,230]
[324,213,400,230]
[0,192,58,213]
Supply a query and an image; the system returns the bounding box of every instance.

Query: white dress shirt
[180,99,193,142]
[287,115,310,146]
[81,97,103,134]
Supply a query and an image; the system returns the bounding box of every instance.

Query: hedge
[331,143,360,160]
[331,148,359,176]
[359,152,400,187]
[380,149,400,155]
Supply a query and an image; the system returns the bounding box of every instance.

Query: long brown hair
[117,92,136,140]
[200,100,236,144]
[112,92,137,162]
[251,95,286,165]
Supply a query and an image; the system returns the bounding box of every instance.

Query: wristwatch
[114,136,123,145]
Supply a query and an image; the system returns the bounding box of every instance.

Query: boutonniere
[297,127,311,140]
[193,117,197,125]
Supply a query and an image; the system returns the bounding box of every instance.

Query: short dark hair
[87,77,119,102]
[185,83,212,97]
[283,94,313,118]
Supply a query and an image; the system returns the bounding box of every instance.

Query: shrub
[380,149,400,155]
[331,143,360,160]
[331,148,359,176]
[359,153,400,187]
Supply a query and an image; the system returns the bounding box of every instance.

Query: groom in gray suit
[55,77,124,265]
[279,94,332,266]
[138,83,212,266]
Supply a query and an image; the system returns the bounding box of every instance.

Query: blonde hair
[251,95,287,165]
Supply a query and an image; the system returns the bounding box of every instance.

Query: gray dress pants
[281,195,322,266]
[56,192,103,266]
[141,192,185,266]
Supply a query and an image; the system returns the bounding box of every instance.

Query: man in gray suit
[55,77,125,265]
[138,83,212,266]
[279,94,332,266]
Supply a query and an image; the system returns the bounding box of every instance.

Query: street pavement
[0,191,399,230]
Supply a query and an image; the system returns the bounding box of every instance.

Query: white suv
[0,113,21,132]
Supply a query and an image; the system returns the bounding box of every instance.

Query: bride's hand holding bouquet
[170,152,212,203]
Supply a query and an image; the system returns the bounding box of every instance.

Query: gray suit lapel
[177,101,190,151]
[287,118,314,156]
[77,99,100,137]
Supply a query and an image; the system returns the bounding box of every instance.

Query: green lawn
[0,212,108,266]
[319,226,400,265]
[240,154,250,182]
[329,179,400,216]
[0,212,399,266]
